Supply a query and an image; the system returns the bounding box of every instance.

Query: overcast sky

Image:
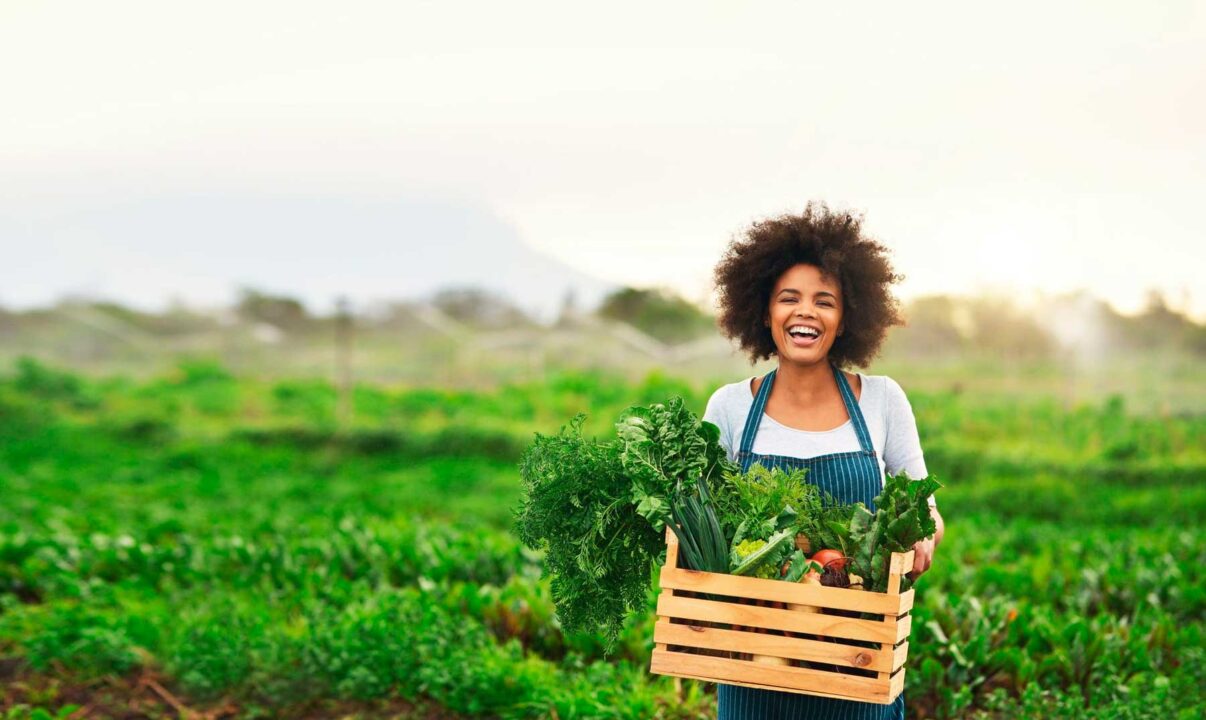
[2,1,1203,317]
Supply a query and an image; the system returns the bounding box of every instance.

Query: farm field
[1,357,1203,719]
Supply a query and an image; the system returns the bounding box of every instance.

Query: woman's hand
[909,505,944,579]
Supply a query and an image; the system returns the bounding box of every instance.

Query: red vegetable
[811,549,846,571]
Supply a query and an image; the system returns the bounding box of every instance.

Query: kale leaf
[615,398,737,531]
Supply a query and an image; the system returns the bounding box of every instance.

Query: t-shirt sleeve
[881,377,937,507]
[702,385,734,458]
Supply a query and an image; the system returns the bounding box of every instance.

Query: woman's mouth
[786,324,822,347]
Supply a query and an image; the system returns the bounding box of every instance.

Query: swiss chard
[848,472,943,592]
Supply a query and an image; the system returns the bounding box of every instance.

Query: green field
[1,357,1203,719]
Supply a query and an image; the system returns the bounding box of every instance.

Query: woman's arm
[878,377,943,578]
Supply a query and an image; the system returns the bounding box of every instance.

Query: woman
[703,203,944,720]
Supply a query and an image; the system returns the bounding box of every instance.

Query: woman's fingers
[909,537,935,579]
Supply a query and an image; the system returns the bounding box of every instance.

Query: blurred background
[3,0,1204,407]
[1,2,1203,719]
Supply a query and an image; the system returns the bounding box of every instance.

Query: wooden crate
[649,528,915,705]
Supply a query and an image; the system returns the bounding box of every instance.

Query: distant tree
[236,289,311,332]
[1188,323,1206,356]
[887,296,967,359]
[598,287,715,345]
[430,287,532,328]
[89,301,216,336]
[1115,290,1205,356]
[368,301,428,332]
[965,298,1055,361]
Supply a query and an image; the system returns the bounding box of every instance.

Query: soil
[0,663,463,720]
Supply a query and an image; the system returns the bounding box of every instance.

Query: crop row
[7,357,1203,467]
[2,511,1202,715]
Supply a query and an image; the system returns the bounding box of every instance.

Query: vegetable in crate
[797,499,858,562]
[516,396,938,653]
[665,477,729,574]
[730,531,794,578]
[710,463,816,542]
[515,415,665,647]
[708,463,816,578]
[516,399,736,647]
[847,471,942,592]
[615,397,737,530]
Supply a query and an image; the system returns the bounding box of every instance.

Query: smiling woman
[704,202,944,720]
[713,204,905,368]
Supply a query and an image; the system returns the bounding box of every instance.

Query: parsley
[516,399,736,648]
[515,416,665,649]
[711,463,817,542]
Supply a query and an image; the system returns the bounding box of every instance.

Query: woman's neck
[773,360,838,404]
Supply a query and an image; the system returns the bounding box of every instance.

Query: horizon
[2,281,1198,330]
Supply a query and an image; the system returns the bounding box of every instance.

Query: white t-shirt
[702,373,936,506]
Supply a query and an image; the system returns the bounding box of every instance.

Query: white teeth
[788,326,820,337]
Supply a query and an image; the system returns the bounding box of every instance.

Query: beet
[820,567,850,588]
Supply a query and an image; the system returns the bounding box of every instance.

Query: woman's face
[766,263,844,366]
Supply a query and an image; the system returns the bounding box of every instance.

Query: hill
[0,193,615,318]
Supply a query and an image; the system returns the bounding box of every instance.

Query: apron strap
[738,365,876,459]
[737,369,776,459]
[834,364,875,453]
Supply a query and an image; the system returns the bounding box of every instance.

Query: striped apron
[717,365,906,720]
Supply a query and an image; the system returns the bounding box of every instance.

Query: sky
[1,1,1203,318]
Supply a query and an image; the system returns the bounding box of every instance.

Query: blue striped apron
[717,365,906,720]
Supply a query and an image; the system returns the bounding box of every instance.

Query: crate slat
[653,621,898,672]
[657,594,904,644]
[650,648,899,704]
[659,566,911,615]
[886,551,914,595]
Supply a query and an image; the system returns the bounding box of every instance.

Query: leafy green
[782,550,823,583]
[515,415,665,648]
[615,399,736,531]
[847,472,943,592]
[516,400,738,646]
[711,463,817,542]
[795,489,858,557]
[730,529,795,578]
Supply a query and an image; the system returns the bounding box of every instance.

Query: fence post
[335,296,354,429]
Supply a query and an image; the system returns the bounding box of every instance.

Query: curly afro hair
[714,202,904,368]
